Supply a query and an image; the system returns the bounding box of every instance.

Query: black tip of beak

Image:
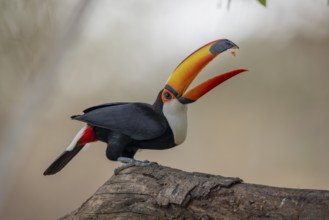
[210,39,238,55]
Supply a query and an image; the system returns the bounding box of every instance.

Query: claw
[114,157,157,175]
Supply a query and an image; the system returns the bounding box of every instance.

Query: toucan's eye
[164,92,172,100]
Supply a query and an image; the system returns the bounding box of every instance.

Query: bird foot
[114,157,157,175]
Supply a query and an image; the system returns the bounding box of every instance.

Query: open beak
[165,39,247,104]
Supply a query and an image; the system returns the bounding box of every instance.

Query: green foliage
[258,0,266,7]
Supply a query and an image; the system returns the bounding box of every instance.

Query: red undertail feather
[78,125,96,145]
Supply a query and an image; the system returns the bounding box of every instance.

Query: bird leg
[114,157,157,175]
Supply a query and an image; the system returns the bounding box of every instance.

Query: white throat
[162,99,187,145]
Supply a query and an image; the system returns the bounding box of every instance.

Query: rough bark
[61,164,329,220]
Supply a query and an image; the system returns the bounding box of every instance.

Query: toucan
[43,39,246,175]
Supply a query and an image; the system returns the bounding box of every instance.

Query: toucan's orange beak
[165,39,247,104]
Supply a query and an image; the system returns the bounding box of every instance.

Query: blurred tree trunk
[0,0,92,213]
[61,164,329,220]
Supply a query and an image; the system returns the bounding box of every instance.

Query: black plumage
[43,144,84,175]
[72,91,176,161]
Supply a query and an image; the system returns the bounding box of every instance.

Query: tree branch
[61,164,329,220]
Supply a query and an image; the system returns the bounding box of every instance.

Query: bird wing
[72,103,168,140]
[82,102,127,113]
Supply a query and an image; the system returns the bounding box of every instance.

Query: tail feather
[43,125,96,176]
[43,145,84,175]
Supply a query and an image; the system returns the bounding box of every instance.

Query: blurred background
[1,0,329,219]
